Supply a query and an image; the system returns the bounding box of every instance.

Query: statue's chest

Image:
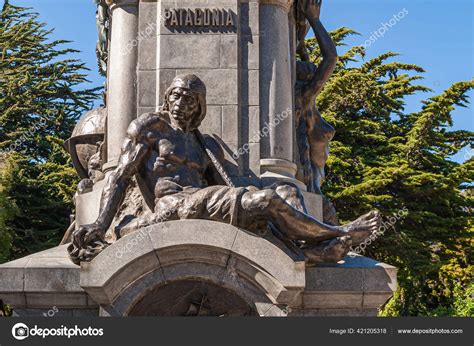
[154,133,206,170]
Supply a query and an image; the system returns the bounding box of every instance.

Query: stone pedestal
[0,221,396,317]
[291,257,397,316]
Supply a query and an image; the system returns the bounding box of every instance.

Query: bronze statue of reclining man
[68,74,380,265]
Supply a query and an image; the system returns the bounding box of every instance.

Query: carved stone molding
[106,0,138,11]
[123,0,293,13]
[260,0,294,12]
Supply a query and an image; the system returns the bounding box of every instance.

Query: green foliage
[0,156,16,262]
[452,282,474,316]
[0,4,100,262]
[0,299,13,317]
[308,29,474,316]
[423,282,474,317]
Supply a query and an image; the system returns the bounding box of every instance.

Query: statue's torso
[137,116,209,199]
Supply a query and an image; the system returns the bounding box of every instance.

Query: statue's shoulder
[136,111,170,126]
[128,111,170,138]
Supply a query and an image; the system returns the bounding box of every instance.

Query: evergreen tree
[0,158,15,262]
[308,28,473,316]
[0,3,100,261]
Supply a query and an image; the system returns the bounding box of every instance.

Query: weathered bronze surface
[68,74,381,266]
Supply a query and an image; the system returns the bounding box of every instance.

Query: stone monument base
[0,220,396,317]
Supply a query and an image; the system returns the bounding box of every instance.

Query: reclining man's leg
[271,182,308,214]
[302,235,352,264]
[240,188,380,244]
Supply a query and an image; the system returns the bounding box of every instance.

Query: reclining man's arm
[96,137,149,230]
[72,117,153,249]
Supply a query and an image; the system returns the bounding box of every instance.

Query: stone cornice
[106,0,138,10]
[260,0,294,12]
[122,0,294,13]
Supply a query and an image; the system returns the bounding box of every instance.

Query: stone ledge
[295,255,397,315]
[0,225,397,317]
[0,245,94,309]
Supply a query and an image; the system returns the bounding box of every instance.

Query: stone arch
[80,220,305,316]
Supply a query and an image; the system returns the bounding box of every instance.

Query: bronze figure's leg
[271,182,308,213]
[241,187,380,243]
[303,235,352,265]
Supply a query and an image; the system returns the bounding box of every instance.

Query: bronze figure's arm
[301,0,338,98]
[71,114,156,252]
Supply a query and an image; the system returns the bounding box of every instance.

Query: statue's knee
[269,181,299,191]
[270,182,301,201]
[241,189,279,212]
[262,189,280,202]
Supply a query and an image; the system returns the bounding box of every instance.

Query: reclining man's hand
[72,223,105,250]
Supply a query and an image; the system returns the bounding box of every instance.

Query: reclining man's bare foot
[303,235,352,265]
[339,210,381,245]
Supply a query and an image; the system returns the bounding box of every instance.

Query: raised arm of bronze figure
[300,0,338,98]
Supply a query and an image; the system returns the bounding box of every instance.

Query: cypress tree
[309,28,473,316]
[0,3,100,261]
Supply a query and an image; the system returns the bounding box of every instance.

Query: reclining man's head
[162,74,207,132]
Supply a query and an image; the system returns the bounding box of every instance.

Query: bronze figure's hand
[72,223,105,249]
[300,0,322,20]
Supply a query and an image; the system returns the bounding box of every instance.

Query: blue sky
[11,0,474,162]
